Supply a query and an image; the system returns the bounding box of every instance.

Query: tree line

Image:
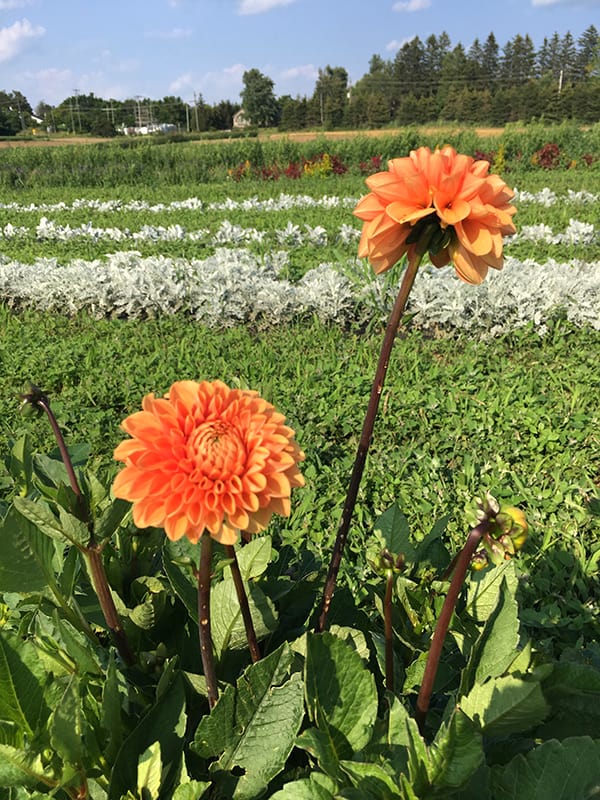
[0,25,598,137]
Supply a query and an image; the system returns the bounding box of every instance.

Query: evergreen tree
[240,69,279,127]
[313,66,348,127]
[574,25,599,81]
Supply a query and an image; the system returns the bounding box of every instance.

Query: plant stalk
[414,518,490,733]
[198,535,219,709]
[384,569,395,693]
[316,255,421,633]
[85,546,135,666]
[28,387,135,665]
[225,544,261,663]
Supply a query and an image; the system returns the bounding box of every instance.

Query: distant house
[233,110,251,129]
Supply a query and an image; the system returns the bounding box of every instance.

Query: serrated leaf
[129,601,156,630]
[54,614,103,676]
[172,780,211,800]
[270,773,337,799]
[305,632,378,756]
[232,535,272,580]
[50,676,86,765]
[428,709,484,790]
[95,498,130,543]
[465,560,519,623]
[0,744,54,788]
[459,674,549,736]
[341,760,403,798]
[108,673,186,800]
[192,643,304,800]
[296,726,341,780]
[373,504,416,563]
[210,579,277,657]
[13,496,70,545]
[57,506,90,547]
[101,655,124,763]
[137,741,162,800]
[461,577,520,695]
[0,635,49,737]
[0,506,57,593]
[492,736,600,799]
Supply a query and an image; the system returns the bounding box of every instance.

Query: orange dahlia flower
[113,380,305,545]
[353,145,516,284]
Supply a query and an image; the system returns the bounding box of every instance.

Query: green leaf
[172,781,211,800]
[340,760,403,798]
[94,498,130,543]
[0,506,57,593]
[0,745,54,789]
[305,632,378,756]
[295,727,342,780]
[461,577,520,695]
[108,673,186,800]
[57,506,90,547]
[232,535,273,580]
[427,709,484,791]
[137,741,162,800]
[459,673,549,736]
[373,504,417,563]
[465,560,519,623]
[210,579,277,657]
[192,643,305,800]
[0,635,49,737]
[101,655,124,763]
[492,736,600,799]
[49,676,86,766]
[54,614,103,676]
[13,496,71,546]
[162,549,197,621]
[270,773,337,799]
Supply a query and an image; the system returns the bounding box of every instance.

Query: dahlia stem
[225,544,261,663]
[84,546,135,666]
[316,254,421,633]
[198,535,219,708]
[384,568,395,693]
[414,518,490,733]
[24,386,135,666]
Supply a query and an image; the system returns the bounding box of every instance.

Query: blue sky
[1,0,598,110]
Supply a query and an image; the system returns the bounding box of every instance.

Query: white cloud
[145,27,192,40]
[386,37,413,51]
[531,0,600,4]
[279,64,318,81]
[0,0,33,8]
[392,0,431,10]
[0,18,45,63]
[237,0,297,14]
[169,72,193,93]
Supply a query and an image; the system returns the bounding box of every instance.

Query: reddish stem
[414,518,490,733]
[225,544,261,663]
[316,256,420,633]
[198,535,219,709]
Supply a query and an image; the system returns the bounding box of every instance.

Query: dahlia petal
[451,245,488,285]
[353,192,386,221]
[132,497,165,528]
[455,219,494,256]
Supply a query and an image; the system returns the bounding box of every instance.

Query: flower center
[188,421,245,480]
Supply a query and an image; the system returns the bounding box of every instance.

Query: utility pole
[73,89,82,132]
[193,92,199,131]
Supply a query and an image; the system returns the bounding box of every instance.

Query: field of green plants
[0,128,599,799]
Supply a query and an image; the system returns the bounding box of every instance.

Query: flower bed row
[1,248,598,333]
